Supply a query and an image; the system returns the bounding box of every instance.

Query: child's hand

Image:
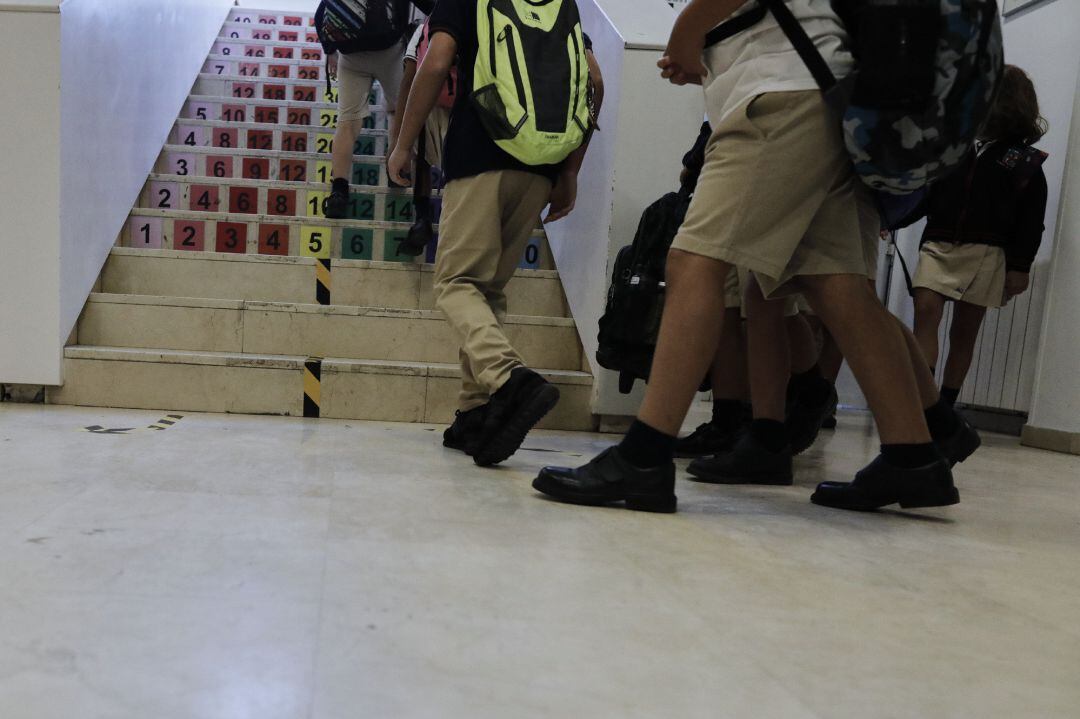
[387,145,415,187]
[660,15,707,85]
[545,171,578,224]
[327,52,338,81]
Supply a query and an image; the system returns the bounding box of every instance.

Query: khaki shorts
[672,90,879,299]
[420,106,450,168]
[913,240,1007,308]
[338,44,404,122]
[722,266,801,317]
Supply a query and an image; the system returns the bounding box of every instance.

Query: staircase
[48,7,595,431]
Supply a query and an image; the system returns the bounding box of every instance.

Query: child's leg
[708,308,749,402]
[913,288,947,372]
[744,276,790,423]
[943,300,987,392]
[331,54,375,184]
[637,250,732,435]
[800,274,930,443]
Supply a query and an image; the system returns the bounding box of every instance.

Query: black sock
[748,418,788,453]
[789,365,833,406]
[331,177,349,194]
[711,398,744,428]
[880,443,941,468]
[940,386,961,406]
[924,398,959,441]
[619,420,676,468]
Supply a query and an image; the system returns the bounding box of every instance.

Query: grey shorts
[337,43,404,122]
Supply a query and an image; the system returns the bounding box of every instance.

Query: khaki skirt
[913,240,1008,308]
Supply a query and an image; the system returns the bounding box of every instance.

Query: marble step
[100,249,571,318]
[77,294,585,371]
[48,347,595,431]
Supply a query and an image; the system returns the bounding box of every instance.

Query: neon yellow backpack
[471,0,590,166]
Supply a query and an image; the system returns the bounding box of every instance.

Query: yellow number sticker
[315,161,333,185]
[301,225,331,259]
[306,191,327,218]
[316,133,334,154]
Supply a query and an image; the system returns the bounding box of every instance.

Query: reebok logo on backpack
[470,0,591,166]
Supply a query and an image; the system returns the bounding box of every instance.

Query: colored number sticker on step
[352,163,380,187]
[263,84,287,101]
[323,87,339,104]
[273,46,294,60]
[284,15,302,26]
[383,232,414,263]
[315,134,334,154]
[319,110,338,129]
[149,181,178,210]
[205,60,232,75]
[294,85,317,103]
[213,128,237,149]
[185,101,213,121]
[213,42,242,57]
[385,196,414,223]
[301,225,331,259]
[288,106,312,126]
[247,130,274,151]
[282,131,308,152]
[230,186,258,214]
[268,64,289,79]
[301,48,322,61]
[298,65,320,81]
[254,106,279,124]
[353,135,375,156]
[238,62,261,77]
[168,152,195,177]
[222,104,247,122]
[216,222,248,253]
[341,228,373,260]
[174,220,206,251]
[315,161,332,184]
[232,82,257,99]
[306,191,328,218]
[349,193,375,221]
[278,30,299,42]
[244,45,266,58]
[177,125,206,147]
[242,158,270,180]
[279,159,307,182]
[519,237,542,269]
[189,185,221,213]
[208,155,233,178]
[258,224,289,256]
[130,217,163,249]
[268,189,297,216]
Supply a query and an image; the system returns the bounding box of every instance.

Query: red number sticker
[247,130,274,151]
[278,160,306,182]
[215,222,248,253]
[282,132,308,152]
[254,106,279,124]
[222,104,247,122]
[189,185,221,213]
[284,16,302,26]
[267,189,297,216]
[174,220,206,251]
[207,155,233,178]
[230,186,258,214]
[268,64,290,79]
[242,158,270,180]
[278,31,298,42]
[263,84,287,101]
[239,62,261,77]
[258,224,290,255]
[273,46,295,59]
[213,128,238,149]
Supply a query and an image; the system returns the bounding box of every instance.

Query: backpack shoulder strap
[704,2,768,48]
[759,0,838,93]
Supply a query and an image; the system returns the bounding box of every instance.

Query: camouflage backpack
[707,0,1004,226]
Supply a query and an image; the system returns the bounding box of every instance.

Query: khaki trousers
[434,170,553,411]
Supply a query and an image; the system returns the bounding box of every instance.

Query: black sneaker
[935,412,981,467]
[686,431,793,485]
[786,383,837,454]
[443,405,487,456]
[324,186,349,219]
[533,446,677,513]
[674,420,743,458]
[473,367,560,467]
[820,391,839,430]
[811,455,959,512]
[398,217,434,258]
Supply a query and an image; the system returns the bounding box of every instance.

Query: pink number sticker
[185,101,213,121]
[149,181,179,210]
[238,62,261,78]
[130,217,163,249]
[176,124,206,147]
[168,152,195,177]
[174,220,206,251]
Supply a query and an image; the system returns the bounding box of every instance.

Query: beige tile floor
[0,402,1078,719]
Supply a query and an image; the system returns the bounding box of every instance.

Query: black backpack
[596,124,711,394]
[315,0,410,54]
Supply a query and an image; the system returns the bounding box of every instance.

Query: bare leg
[638,250,732,435]
[708,307,749,402]
[744,275,790,422]
[332,119,363,183]
[786,312,819,375]
[891,315,941,409]
[943,300,987,391]
[808,315,844,382]
[912,288,947,373]
[799,274,930,444]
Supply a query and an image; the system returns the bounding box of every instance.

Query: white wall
[545,0,706,416]
[234,0,317,9]
[1027,69,1080,435]
[0,7,63,384]
[0,0,233,385]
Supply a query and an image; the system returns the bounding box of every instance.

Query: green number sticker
[352,163,381,187]
[342,228,373,260]
[353,135,376,156]
[383,232,414,264]
[385,196,414,223]
[349,193,375,221]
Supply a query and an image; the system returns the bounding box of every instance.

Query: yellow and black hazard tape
[83,414,184,434]
[316,258,331,306]
[304,357,322,418]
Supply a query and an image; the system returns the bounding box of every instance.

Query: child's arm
[387,31,456,186]
[658,0,750,85]
[389,57,418,156]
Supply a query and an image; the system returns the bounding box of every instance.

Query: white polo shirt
[702,0,854,125]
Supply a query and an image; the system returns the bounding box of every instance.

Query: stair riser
[168,124,388,156]
[48,359,595,431]
[203,57,324,82]
[183,98,386,130]
[100,255,570,318]
[79,303,583,370]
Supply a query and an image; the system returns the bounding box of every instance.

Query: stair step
[48,347,594,430]
[147,173,413,198]
[204,55,326,82]
[219,22,318,44]
[211,37,323,61]
[193,74,351,106]
[183,96,384,129]
[227,9,314,24]
[169,119,387,142]
[100,248,570,317]
[169,120,387,156]
[78,294,583,370]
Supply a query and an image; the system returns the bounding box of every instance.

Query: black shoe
[821,415,837,430]
[674,421,743,458]
[324,187,349,219]
[443,405,487,456]
[786,383,837,455]
[473,367,560,467]
[398,217,434,258]
[811,455,959,512]
[820,391,839,430]
[533,446,676,513]
[686,432,793,485]
[935,412,981,467]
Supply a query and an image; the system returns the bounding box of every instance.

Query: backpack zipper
[570,29,583,130]
[500,25,528,110]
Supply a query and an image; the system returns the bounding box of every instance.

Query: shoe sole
[532,475,677,513]
[810,486,961,512]
[474,384,560,467]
